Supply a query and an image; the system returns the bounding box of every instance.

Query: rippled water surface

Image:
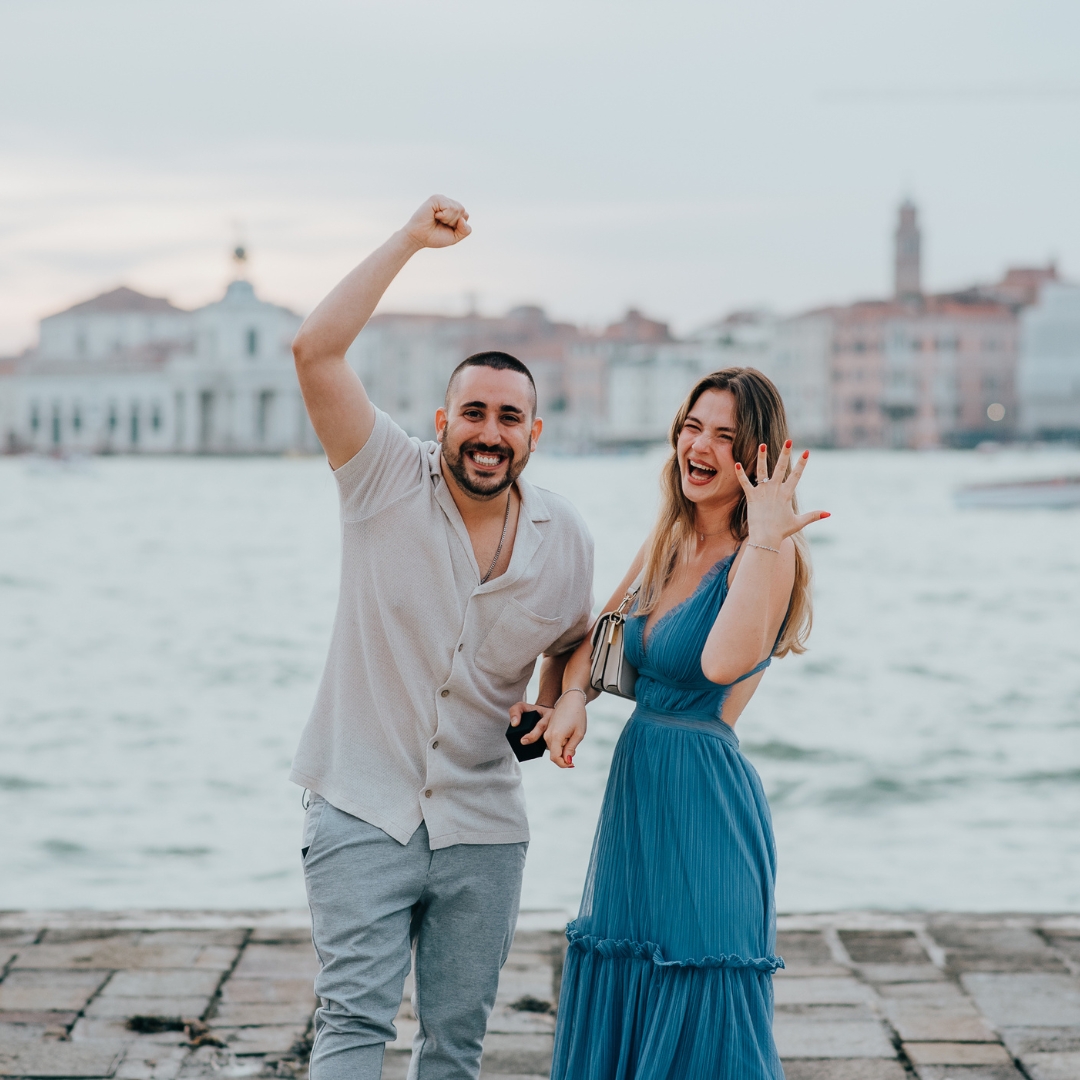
[2,448,1079,913]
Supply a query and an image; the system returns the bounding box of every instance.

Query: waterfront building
[1,272,313,455]
[820,202,1051,448]
[1017,282,1080,438]
[346,305,585,445]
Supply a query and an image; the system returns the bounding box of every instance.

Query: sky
[2,0,1079,353]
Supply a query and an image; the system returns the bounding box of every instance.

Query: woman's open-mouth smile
[685,457,718,485]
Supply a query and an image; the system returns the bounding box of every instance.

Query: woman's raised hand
[733,441,829,548]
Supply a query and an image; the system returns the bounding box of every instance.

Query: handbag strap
[613,571,644,616]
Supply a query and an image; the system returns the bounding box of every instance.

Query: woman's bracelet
[747,541,781,554]
[557,687,588,706]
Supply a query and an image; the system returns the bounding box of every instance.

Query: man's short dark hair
[445,351,537,417]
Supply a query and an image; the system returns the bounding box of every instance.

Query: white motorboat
[955,476,1080,509]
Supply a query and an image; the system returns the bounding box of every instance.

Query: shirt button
[425,789,432,798]
[440,689,449,698]
[432,740,439,749]
[457,643,463,651]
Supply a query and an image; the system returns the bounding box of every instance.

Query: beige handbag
[589,578,642,700]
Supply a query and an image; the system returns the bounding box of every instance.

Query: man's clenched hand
[403,195,471,250]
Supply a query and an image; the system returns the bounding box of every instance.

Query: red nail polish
[820,511,831,519]
[785,440,792,449]
[735,462,742,470]
[759,444,766,452]
[802,450,809,459]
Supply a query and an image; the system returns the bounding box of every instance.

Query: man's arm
[292,195,471,470]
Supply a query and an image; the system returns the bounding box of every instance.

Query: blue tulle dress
[551,551,785,1080]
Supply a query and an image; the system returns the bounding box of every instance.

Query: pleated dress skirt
[552,555,785,1079]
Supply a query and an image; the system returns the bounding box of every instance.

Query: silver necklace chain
[480,490,512,584]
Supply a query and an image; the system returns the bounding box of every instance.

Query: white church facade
[1,276,318,455]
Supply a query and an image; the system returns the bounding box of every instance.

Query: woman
[541,368,827,1079]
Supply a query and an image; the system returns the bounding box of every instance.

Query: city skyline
[2,0,1078,354]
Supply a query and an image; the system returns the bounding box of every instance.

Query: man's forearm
[537,652,571,708]
[293,230,421,368]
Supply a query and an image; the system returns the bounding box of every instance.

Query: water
[1,448,1079,914]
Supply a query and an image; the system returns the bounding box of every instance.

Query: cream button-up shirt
[290,407,594,848]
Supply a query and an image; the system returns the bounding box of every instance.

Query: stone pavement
[1,911,1078,1080]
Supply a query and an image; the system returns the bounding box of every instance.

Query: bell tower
[894,199,922,301]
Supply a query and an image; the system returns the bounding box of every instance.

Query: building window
[108,405,118,432]
[73,406,82,433]
[52,406,61,446]
[30,404,40,432]
[256,390,275,442]
[247,328,258,356]
[131,405,140,446]
[151,404,162,431]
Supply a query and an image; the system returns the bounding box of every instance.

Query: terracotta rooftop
[48,286,187,319]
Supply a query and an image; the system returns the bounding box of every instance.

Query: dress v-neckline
[641,550,738,655]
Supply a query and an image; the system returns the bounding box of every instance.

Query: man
[289,195,594,1080]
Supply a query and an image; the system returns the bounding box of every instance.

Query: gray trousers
[301,795,527,1080]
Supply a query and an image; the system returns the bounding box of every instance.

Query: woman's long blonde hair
[636,367,813,657]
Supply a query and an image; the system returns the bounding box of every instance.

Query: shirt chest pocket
[475,598,563,684]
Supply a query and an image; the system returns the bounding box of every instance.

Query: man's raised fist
[403,195,471,250]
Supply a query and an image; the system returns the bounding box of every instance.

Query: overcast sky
[2,0,1078,352]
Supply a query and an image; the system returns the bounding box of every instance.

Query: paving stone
[0,929,41,946]
[113,1044,190,1080]
[220,977,314,1004]
[491,958,554,1004]
[11,943,238,972]
[878,983,997,1042]
[777,1004,878,1022]
[885,1006,997,1042]
[772,1017,897,1059]
[781,1062,908,1080]
[913,1067,1025,1080]
[381,1048,410,1080]
[230,944,318,981]
[485,1004,557,1034]
[174,1045,264,1078]
[841,930,931,964]
[214,1025,308,1055]
[930,923,1067,975]
[775,932,850,976]
[386,1015,418,1051]
[477,1033,553,1074]
[0,969,110,1011]
[0,1010,79,1027]
[101,971,222,998]
[0,1022,54,1042]
[905,1043,1012,1066]
[70,1016,189,1044]
[773,976,876,1006]
[248,927,312,945]
[39,931,142,945]
[0,1039,126,1078]
[1021,1051,1080,1080]
[84,996,213,1020]
[208,1001,316,1026]
[133,932,246,949]
[1000,1027,1080,1056]
[858,964,945,983]
[962,973,1080,1028]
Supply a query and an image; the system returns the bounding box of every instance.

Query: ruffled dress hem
[566,922,785,973]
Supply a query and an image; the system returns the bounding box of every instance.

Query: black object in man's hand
[506,710,546,762]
